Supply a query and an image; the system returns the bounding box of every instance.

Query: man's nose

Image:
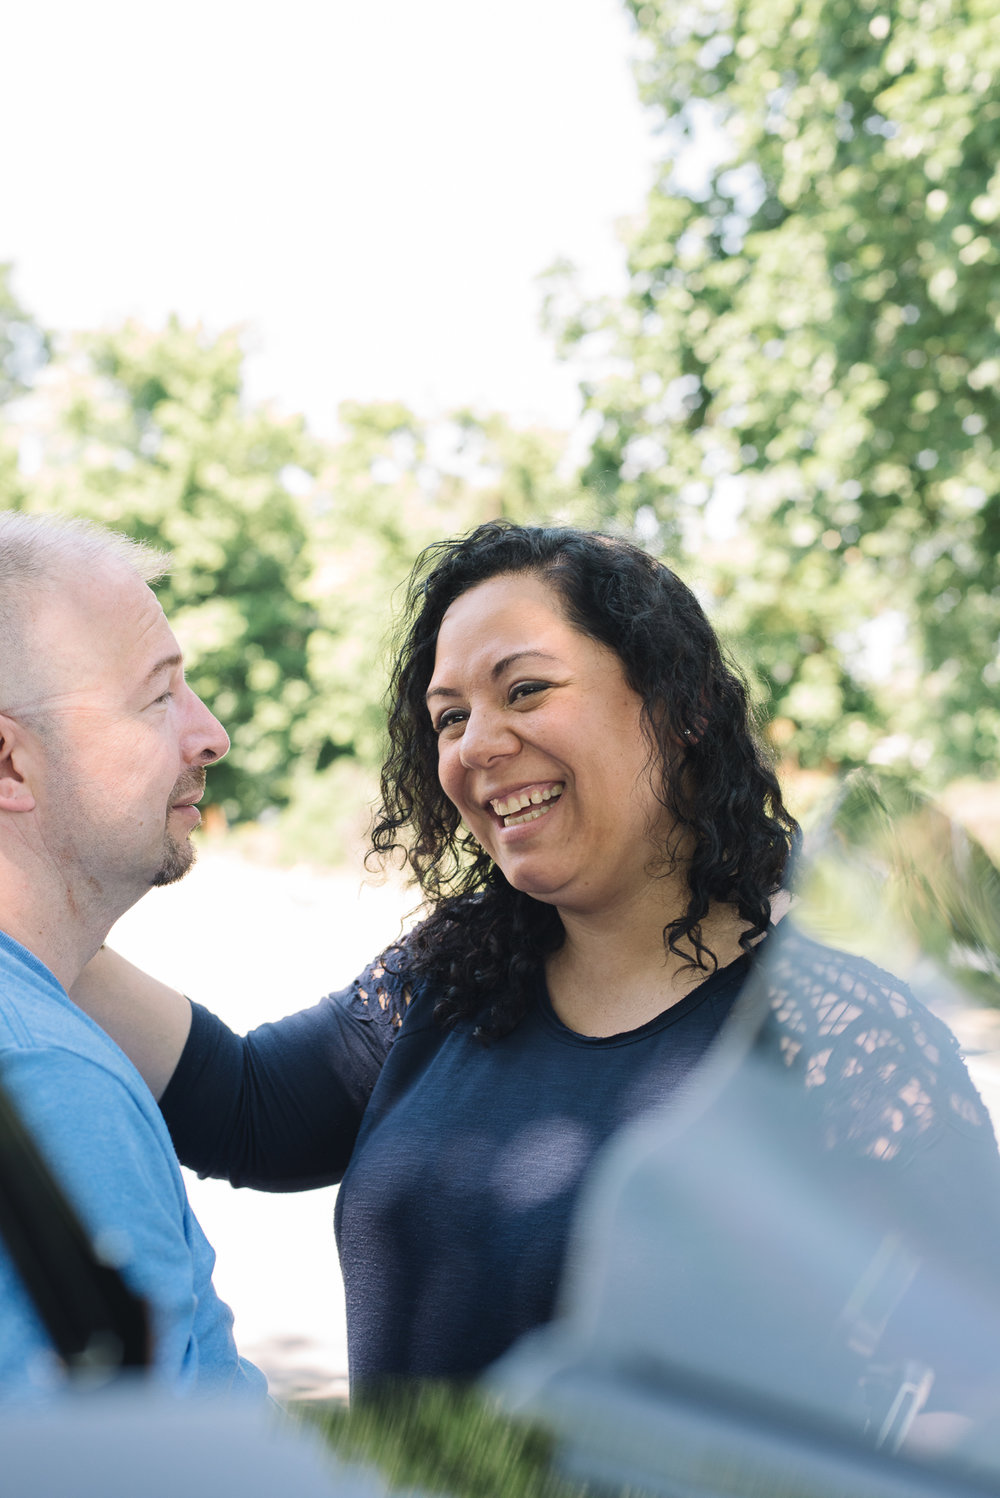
[184,687,230,764]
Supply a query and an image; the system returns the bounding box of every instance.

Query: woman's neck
[545,894,755,1039]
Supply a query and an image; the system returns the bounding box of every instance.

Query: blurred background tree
[0,265,49,511]
[3,309,582,854]
[5,0,1000,851]
[545,0,1000,786]
[0,264,49,407]
[277,400,586,860]
[13,317,321,822]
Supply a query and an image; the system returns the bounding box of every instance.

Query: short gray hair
[0,510,171,717]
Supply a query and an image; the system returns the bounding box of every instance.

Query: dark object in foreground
[0,1066,151,1379]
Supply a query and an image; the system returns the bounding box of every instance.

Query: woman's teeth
[490,784,563,826]
[503,805,552,827]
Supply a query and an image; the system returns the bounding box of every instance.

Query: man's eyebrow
[425,650,559,702]
[141,653,183,688]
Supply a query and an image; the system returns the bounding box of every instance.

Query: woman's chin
[499,862,569,905]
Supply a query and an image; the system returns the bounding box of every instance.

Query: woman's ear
[679,713,708,746]
[0,713,38,813]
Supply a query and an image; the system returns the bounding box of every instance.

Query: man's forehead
[17,565,178,709]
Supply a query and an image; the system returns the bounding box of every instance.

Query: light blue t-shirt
[0,929,266,1402]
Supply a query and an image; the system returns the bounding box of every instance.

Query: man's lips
[170,773,207,811]
[170,774,206,816]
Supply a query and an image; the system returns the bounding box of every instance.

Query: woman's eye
[509,681,548,703]
[434,708,467,734]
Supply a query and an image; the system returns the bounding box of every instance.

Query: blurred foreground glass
[491,773,1000,1498]
[0,1387,380,1498]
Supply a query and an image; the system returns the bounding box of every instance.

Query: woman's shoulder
[758,925,996,1160]
[348,948,412,1032]
[345,918,440,1034]
[761,926,960,1051]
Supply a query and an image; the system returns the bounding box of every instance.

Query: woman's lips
[489,783,564,827]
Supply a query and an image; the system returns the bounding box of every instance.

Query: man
[0,509,265,1399]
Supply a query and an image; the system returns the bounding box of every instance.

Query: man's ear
[0,713,38,813]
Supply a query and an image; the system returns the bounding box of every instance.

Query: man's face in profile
[23,561,229,909]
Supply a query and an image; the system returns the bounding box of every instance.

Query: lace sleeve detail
[347,940,415,1041]
[760,931,996,1163]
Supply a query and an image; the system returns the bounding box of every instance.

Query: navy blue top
[161,944,752,1383]
[160,929,1000,1389]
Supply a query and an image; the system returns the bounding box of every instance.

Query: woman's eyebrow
[425,650,560,703]
[490,649,560,679]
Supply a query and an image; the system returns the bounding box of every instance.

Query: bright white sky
[3,0,658,437]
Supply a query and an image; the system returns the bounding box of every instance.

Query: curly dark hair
[371,521,799,1039]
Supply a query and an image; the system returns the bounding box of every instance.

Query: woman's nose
[458,707,520,768]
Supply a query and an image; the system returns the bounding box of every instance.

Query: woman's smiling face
[427,571,671,917]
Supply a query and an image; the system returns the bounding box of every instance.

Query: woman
[74,522,996,1393]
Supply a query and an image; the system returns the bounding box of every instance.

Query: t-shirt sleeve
[160,952,411,1191]
[0,1047,259,1397]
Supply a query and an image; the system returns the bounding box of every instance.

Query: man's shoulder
[0,935,146,1087]
[0,1025,256,1399]
[0,934,64,1042]
[0,938,179,1205]
[1,1038,186,1243]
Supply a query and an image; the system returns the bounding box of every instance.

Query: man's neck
[0,876,110,993]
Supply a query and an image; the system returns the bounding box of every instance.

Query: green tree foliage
[8,308,581,846]
[0,265,49,510]
[0,264,49,408]
[280,401,586,860]
[549,0,1000,780]
[16,318,321,820]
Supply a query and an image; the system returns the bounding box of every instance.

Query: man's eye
[151,691,174,707]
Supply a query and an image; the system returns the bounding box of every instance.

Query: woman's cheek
[436,738,461,788]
